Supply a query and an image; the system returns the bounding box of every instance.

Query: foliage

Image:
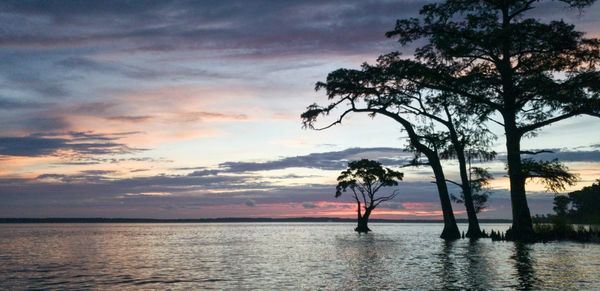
[382,0,600,237]
[451,166,492,213]
[303,0,600,239]
[553,195,570,217]
[553,179,600,223]
[336,159,404,232]
[522,158,579,192]
[336,159,404,209]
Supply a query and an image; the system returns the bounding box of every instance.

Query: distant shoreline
[0,217,512,224]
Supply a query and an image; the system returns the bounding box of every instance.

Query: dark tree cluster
[553,179,600,224]
[302,0,600,240]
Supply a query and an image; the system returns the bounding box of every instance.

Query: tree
[555,179,600,223]
[553,195,570,217]
[451,166,494,214]
[302,53,496,239]
[335,159,403,233]
[302,70,461,239]
[383,0,600,240]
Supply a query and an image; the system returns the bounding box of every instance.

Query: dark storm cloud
[219,147,413,172]
[0,132,143,157]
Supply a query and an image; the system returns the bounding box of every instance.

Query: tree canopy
[303,0,600,240]
[383,0,600,240]
[336,159,404,232]
[553,179,600,223]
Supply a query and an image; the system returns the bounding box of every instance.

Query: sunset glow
[1,0,599,219]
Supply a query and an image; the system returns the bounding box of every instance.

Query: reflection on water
[512,242,540,290]
[1,223,599,289]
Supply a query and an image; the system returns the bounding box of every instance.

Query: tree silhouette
[522,158,579,192]
[382,0,600,240]
[302,70,461,239]
[552,179,600,223]
[451,166,493,214]
[335,159,403,233]
[302,48,496,240]
[553,195,570,217]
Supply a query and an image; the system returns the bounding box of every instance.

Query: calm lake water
[1,223,599,290]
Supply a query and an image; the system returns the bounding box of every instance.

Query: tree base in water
[465,229,487,239]
[440,224,461,240]
[490,224,600,243]
[355,225,371,233]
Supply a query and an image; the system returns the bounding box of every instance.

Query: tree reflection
[464,240,495,289]
[511,242,540,289]
[335,234,396,289]
[437,240,459,289]
[436,239,496,289]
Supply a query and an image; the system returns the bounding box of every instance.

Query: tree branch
[518,111,580,133]
[445,179,462,188]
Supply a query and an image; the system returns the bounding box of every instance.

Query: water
[1,223,599,290]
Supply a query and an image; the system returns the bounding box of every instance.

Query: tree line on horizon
[302,0,600,241]
[549,179,600,224]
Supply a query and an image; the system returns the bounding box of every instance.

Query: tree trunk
[499,4,534,241]
[375,109,460,239]
[455,145,483,239]
[505,128,534,241]
[355,208,372,233]
[430,156,461,240]
[447,121,483,239]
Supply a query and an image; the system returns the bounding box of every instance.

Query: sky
[1,0,599,219]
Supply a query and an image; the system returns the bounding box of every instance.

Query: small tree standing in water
[336,159,404,233]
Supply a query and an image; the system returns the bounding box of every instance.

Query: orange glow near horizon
[179,200,456,220]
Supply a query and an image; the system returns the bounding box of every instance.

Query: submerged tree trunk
[377,110,461,240]
[499,5,534,241]
[355,207,372,233]
[445,116,483,239]
[430,157,461,240]
[505,128,534,241]
[455,144,483,239]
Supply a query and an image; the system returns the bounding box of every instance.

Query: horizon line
[0,217,513,223]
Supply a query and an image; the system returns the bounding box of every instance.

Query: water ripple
[1,223,599,289]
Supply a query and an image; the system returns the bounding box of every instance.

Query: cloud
[0,96,47,110]
[188,169,222,177]
[302,201,318,209]
[23,116,70,132]
[0,1,415,56]
[56,57,227,80]
[171,111,248,123]
[245,199,256,207]
[380,202,405,210]
[219,147,412,172]
[3,0,595,58]
[514,148,600,162]
[105,116,154,123]
[0,131,143,157]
